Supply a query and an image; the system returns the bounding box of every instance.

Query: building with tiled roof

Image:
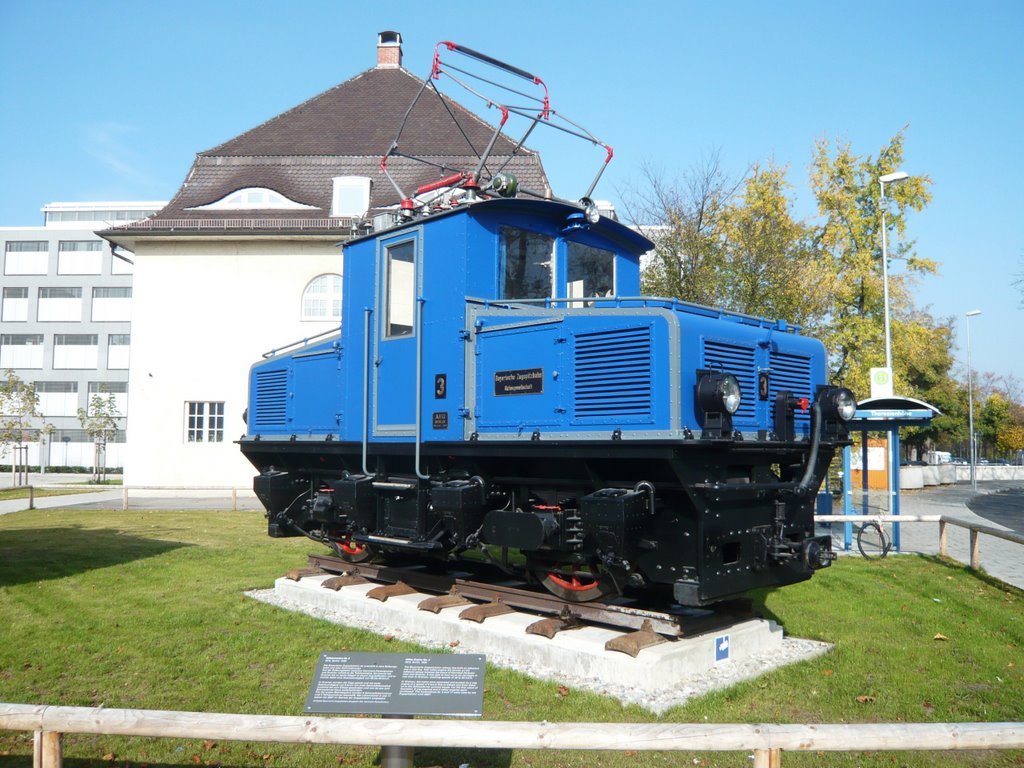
[101,31,551,489]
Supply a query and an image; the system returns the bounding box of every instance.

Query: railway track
[287,554,756,657]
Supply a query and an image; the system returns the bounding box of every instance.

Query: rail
[3,703,1022,767]
[815,513,1024,571]
[113,216,355,231]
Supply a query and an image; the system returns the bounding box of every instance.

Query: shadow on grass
[0,526,189,587]
[919,552,1024,594]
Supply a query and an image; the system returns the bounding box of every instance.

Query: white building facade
[113,235,344,487]
[1,201,163,469]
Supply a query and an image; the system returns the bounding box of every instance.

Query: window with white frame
[0,334,44,368]
[88,381,128,418]
[37,381,79,417]
[4,241,48,275]
[301,274,342,321]
[185,401,225,443]
[107,334,130,369]
[38,287,83,322]
[91,286,132,321]
[57,240,103,275]
[53,334,98,369]
[330,176,371,217]
[2,287,28,321]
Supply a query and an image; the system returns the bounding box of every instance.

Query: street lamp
[966,309,981,490]
[879,171,910,373]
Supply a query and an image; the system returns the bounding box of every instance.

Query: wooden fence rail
[2,704,1023,768]
[814,513,1024,571]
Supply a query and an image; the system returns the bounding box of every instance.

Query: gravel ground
[248,587,831,714]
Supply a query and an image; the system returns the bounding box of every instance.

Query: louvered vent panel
[574,327,653,419]
[703,340,757,421]
[769,352,813,426]
[254,369,288,428]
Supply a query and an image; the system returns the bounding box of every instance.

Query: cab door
[373,229,420,436]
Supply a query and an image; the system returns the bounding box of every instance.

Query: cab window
[385,239,415,337]
[567,241,615,300]
[500,226,554,299]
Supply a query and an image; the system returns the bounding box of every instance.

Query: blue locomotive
[239,43,855,606]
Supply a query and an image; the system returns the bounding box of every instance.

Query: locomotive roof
[345,196,655,255]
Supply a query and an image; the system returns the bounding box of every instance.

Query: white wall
[125,238,343,488]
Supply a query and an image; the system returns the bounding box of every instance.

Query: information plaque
[305,652,485,717]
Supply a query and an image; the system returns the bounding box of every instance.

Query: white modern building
[1,201,164,469]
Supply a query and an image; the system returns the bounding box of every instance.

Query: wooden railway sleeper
[604,619,670,657]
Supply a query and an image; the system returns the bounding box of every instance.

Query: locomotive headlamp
[814,385,858,440]
[697,372,742,415]
[696,371,742,438]
[579,197,601,225]
[818,387,857,422]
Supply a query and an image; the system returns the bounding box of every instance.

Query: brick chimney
[377,31,402,69]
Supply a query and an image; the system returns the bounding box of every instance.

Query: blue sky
[1,0,1021,389]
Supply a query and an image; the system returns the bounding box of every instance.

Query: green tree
[77,389,122,482]
[0,369,41,484]
[897,311,961,456]
[625,156,736,305]
[979,393,1012,460]
[716,163,832,327]
[809,129,936,395]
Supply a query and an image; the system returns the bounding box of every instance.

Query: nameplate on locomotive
[306,651,485,716]
[432,411,449,430]
[494,367,544,396]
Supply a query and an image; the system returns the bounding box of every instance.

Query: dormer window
[331,176,372,217]
[191,187,317,211]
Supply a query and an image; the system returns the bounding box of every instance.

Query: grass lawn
[0,508,1021,767]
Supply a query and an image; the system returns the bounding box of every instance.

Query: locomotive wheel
[330,535,375,564]
[531,561,617,603]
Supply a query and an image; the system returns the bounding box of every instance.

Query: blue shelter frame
[841,396,940,552]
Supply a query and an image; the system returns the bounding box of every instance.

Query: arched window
[191,187,317,211]
[301,274,342,321]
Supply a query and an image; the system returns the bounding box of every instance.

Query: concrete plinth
[251,575,830,713]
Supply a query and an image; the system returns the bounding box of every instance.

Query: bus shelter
[840,396,940,552]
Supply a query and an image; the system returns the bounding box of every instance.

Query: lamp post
[879,171,910,373]
[966,309,981,490]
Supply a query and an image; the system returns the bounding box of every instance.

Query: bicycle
[856,517,893,559]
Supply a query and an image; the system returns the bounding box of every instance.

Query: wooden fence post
[753,747,781,767]
[938,520,947,557]
[122,487,129,511]
[29,486,35,510]
[970,529,981,570]
[33,730,62,768]
[231,488,238,511]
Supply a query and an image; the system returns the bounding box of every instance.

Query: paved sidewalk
[821,481,1024,591]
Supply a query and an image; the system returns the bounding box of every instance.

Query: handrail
[261,328,340,359]
[3,703,1022,768]
[464,295,801,330]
